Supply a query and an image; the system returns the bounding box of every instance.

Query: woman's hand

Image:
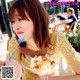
[0,60,5,67]
[31,74,41,80]
[0,59,22,80]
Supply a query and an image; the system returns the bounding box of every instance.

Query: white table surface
[0,34,9,61]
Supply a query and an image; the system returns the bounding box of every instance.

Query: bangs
[8,1,29,22]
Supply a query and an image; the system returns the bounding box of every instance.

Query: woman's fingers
[0,61,5,67]
[31,74,41,80]
[14,63,22,80]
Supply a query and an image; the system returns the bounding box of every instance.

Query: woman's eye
[18,18,23,21]
[11,21,15,23]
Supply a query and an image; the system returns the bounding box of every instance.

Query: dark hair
[8,0,51,49]
[68,9,73,13]
[67,8,74,14]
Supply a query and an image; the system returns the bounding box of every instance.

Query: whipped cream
[30,56,55,69]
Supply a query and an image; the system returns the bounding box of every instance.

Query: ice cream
[30,56,55,69]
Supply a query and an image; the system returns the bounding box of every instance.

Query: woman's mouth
[17,32,24,35]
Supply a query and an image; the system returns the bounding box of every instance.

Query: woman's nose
[13,21,21,30]
[16,26,21,30]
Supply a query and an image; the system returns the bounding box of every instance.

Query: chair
[52,21,78,37]
[52,23,66,32]
[64,21,78,33]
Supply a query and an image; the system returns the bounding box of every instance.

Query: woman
[1,0,80,80]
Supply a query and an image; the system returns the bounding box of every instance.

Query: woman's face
[11,11,34,41]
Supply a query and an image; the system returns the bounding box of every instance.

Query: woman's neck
[26,38,40,51]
